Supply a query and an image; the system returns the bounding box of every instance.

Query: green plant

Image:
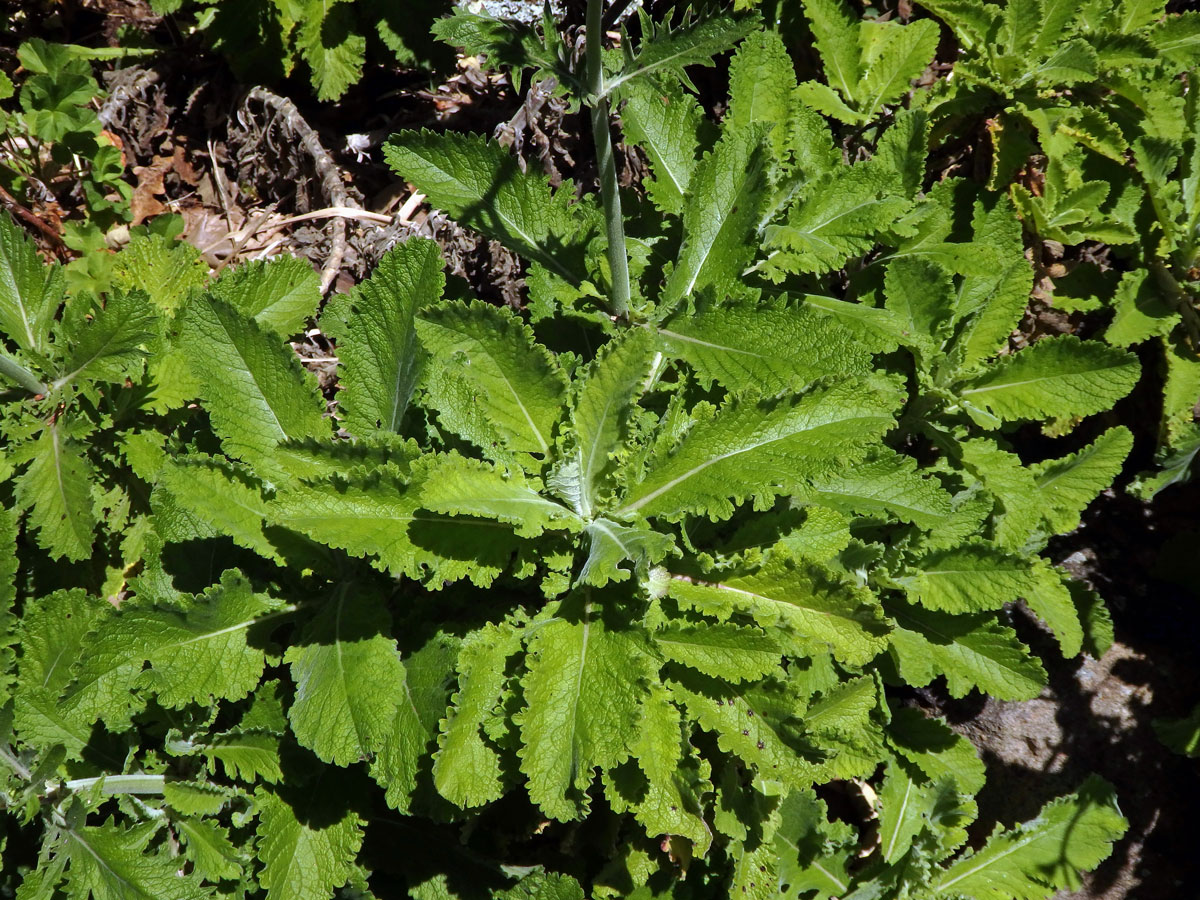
[148,0,453,101]
[0,3,1152,899]
[908,0,1200,494]
[0,39,150,232]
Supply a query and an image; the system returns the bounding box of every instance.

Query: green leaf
[152,453,279,563]
[877,759,936,863]
[606,10,758,97]
[374,630,459,812]
[796,449,953,529]
[51,290,157,391]
[929,777,1128,898]
[323,238,441,436]
[0,214,62,355]
[256,789,363,900]
[271,468,523,588]
[385,130,595,285]
[61,821,210,900]
[667,669,816,788]
[660,125,770,308]
[297,1,366,101]
[13,590,102,759]
[577,518,674,587]
[653,622,782,682]
[112,232,207,314]
[1154,703,1200,757]
[655,298,873,395]
[434,622,523,808]
[803,0,864,99]
[957,336,1139,424]
[617,378,898,522]
[1105,269,1177,348]
[857,19,940,118]
[211,255,321,337]
[889,602,1047,700]
[560,329,656,517]
[619,683,714,853]
[417,301,567,456]
[181,294,326,476]
[727,29,799,168]
[901,542,1040,613]
[286,588,406,768]
[175,817,243,882]
[618,79,705,217]
[420,455,580,537]
[1024,561,1084,658]
[60,570,277,726]
[761,165,910,277]
[884,257,953,360]
[664,558,890,666]
[14,423,97,562]
[887,705,986,794]
[517,600,652,821]
[1029,426,1132,535]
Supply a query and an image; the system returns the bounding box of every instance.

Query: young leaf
[323,238,442,437]
[660,124,770,308]
[577,518,674,587]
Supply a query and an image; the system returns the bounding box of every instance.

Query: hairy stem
[0,352,48,395]
[1150,258,1200,348]
[587,0,631,319]
[62,773,167,796]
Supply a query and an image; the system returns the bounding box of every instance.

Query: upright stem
[586,0,631,319]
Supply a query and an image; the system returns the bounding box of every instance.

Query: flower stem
[586,0,631,319]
